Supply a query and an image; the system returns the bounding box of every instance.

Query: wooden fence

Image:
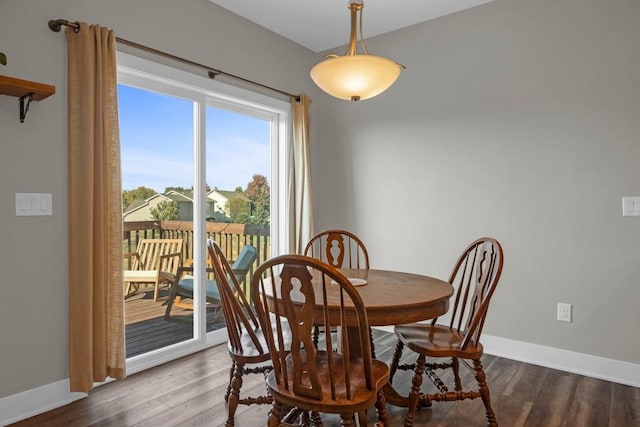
[123,220,270,291]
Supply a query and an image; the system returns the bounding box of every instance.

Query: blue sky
[118,84,270,194]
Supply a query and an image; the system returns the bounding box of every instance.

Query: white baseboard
[374,326,640,388]
[0,379,86,426]
[480,334,640,388]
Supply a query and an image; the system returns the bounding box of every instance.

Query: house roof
[124,198,147,213]
[165,191,193,202]
[211,189,250,202]
[123,193,173,216]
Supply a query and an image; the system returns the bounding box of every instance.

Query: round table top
[263,268,453,327]
[336,268,453,326]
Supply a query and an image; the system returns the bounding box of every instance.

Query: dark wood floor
[10,329,640,427]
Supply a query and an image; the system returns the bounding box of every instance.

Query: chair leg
[268,400,283,427]
[298,410,310,426]
[310,411,323,426]
[404,354,426,427]
[358,410,368,427]
[339,414,355,426]
[451,357,462,391]
[164,293,176,321]
[124,282,139,298]
[473,358,498,427]
[369,327,376,359]
[225,361,236,402]
[375,388,388,426]
[388,340,404,385]
[225,361,244,427]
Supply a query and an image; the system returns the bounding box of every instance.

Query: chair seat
[266,351,389,413]
[123,269,175,283]
[232,320,292,364]
[395,323,484,359]
[176,275,220,301]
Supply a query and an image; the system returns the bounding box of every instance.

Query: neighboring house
[164,190,196,221]
[123,193,173,222]
[123,190,216,222]
[207,189,252,222]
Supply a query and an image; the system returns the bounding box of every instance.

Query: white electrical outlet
[557,303,572,322]
[622,196,640,216]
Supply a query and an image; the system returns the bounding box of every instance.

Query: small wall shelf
[0,75,56,123]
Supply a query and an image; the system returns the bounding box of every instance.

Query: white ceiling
[209,0,494,52]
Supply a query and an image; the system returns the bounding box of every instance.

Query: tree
[165,183,212,193]
[150,200,179,220]
[235,211,252,224]
[245,174,270,210]
[251,204,270,226]
[226,196,250,222]
[242,174,270,226]
[122,186,156,211]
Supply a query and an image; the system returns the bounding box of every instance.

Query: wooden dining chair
[207,240,282,427]
[388,237,504,427]
[304,229,371,352]
[251,254,389,427]
[304,229,370,269]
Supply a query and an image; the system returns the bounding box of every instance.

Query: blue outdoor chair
[164,244,258,320]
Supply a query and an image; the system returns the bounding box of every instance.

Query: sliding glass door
[117,52,290,373]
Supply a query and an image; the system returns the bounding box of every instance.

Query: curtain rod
[48,19,301,102]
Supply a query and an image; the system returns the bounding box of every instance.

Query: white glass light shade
[310,54,402,101]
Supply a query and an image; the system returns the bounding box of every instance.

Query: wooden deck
[125,286,225,358]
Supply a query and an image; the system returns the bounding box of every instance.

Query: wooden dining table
[261,267,454,407]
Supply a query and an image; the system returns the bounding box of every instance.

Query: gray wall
[0,0,319,399]
[313,0,640,365]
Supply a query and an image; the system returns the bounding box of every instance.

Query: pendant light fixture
[310,0,404,101]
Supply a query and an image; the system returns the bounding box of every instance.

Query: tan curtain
[66,23,125,393]
[289,94,314,253]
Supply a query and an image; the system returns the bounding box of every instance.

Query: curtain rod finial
[48,20,63,32]
[48,19,80,33]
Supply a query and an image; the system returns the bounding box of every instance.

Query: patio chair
[123,238,183,302]
[163,244,258,321]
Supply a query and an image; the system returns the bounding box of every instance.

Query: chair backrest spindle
[207,240,264,355]
[443,238,503,350]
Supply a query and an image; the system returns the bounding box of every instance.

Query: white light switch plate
[622,196,640,217]
[15,193,53,216]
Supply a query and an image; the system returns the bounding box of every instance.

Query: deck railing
[123,220,270,292]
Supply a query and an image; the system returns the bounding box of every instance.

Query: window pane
[206,106,271,300]
[119,83,195,357]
